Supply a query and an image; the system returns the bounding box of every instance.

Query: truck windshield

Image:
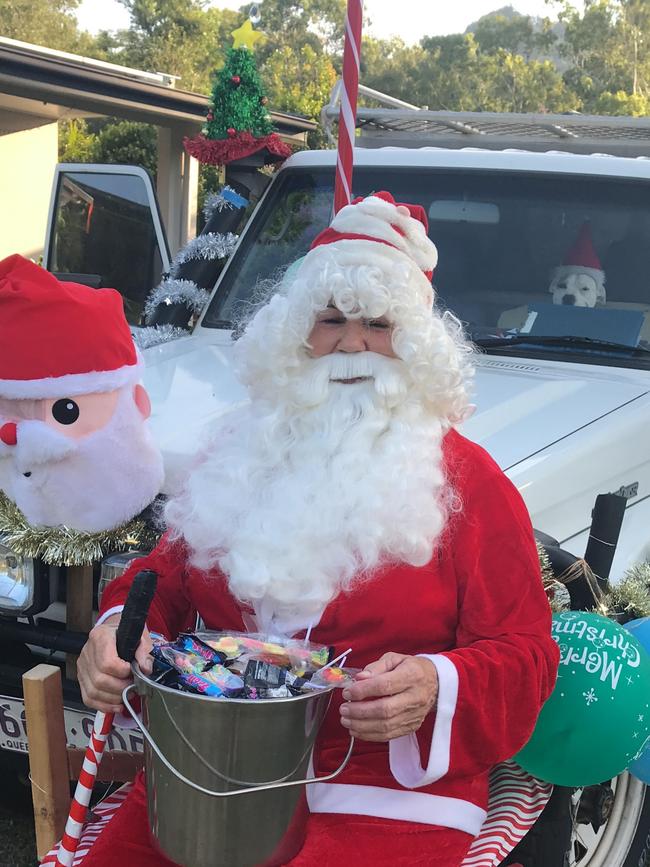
[203,166,650,367]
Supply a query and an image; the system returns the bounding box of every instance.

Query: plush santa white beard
[166,352,448,636]
[0,389,164,532]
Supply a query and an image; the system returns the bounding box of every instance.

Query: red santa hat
[299,192,438,307]
[0,255,140,399]
[555,222,605,284]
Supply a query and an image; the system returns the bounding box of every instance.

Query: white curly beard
[166,351,449,636]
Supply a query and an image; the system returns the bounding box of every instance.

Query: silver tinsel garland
[143,278,210,322]
[203,186,245,222]
[132,324,191,350]
[169,232,238,276]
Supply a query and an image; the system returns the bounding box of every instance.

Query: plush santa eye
[51,399,80,425]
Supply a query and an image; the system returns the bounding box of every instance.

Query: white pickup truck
[5,109,650,865]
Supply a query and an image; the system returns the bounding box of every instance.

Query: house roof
[0,37,316,137]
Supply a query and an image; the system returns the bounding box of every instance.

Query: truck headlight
[99,551,148,606]
[0,542,36,613]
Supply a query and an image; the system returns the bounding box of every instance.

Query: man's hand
[77,614,153,713]
[339,652,438,742]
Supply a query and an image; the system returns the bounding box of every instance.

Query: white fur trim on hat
[298,239,435,308]
[331,195,438,274]
[0,359,142,400]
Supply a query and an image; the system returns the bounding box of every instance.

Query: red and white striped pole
[334,0,363,214]
[55,711,113,866]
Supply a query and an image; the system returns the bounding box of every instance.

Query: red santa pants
[80,774,474,867]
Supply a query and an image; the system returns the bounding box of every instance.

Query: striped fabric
[42,784,133,866]
[460,761,553,867]
[41,762,551,867]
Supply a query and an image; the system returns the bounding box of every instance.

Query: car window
[202,166,650,367]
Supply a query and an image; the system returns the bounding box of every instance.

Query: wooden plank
[23,664,71,860]
[67,747,143,781]
[66,564,94,680]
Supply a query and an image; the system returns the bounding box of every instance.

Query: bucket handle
[123,684,355,799]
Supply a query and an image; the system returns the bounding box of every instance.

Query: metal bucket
[124,665,354,867]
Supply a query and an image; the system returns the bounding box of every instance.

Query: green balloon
[515,611,650,786]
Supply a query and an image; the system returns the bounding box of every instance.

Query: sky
[76,0,572,46]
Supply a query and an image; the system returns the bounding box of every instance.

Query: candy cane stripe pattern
[334,0,363,214]
[55,711,114,867]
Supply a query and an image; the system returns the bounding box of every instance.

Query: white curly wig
[235,241,473,425]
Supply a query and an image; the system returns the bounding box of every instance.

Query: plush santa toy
[549,222,606,308]
[0,255,164,533]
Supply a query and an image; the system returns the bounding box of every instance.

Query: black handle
[584,494,627,585]
[115,570,158,662]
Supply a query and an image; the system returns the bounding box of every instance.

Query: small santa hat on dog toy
[556,222,605,285]
[0,255,140,399]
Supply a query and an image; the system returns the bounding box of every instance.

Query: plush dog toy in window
[0,255,164,533]
[549,222,606,308]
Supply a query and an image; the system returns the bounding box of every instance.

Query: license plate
[0,695,144,755]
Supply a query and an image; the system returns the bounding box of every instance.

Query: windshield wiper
[474,334,650,356]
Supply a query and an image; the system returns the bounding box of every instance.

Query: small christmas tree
[184,19,291,167]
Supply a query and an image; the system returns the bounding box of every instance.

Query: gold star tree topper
[231,19,265,50]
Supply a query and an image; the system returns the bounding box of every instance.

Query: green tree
[362,32,577,114]
[251,0,347,60]
[93,121,158,177]
[108,0,239,92]
[263,44,336,126]
[471,7,557,60]
[0,0,91,52]
[58,119,98,163]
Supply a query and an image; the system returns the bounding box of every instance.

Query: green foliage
[111,0,239,92]
[263,44,337,122]
[58,119,97,163]
[206,47,274,139]
[8,0,650,174]
[362,33,577,114]
[93,121,158,177]
[0,0,84,51]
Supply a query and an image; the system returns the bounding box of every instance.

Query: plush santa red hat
[0,255,140,399]
[299,191,438,307]
[555,222,605,286]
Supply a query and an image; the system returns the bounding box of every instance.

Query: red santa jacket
[99,429,559,836]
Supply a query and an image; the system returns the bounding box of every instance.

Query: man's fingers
[340,694,405,722]
[359,652,406,679]
[343,667,405,702]
[135,642,153,674]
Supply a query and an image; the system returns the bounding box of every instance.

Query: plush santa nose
[0,422,17,446]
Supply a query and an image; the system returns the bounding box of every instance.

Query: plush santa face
[0,254,164,533]
[0,383,163,532]
[549,267,606,308]
[165,192,473,635]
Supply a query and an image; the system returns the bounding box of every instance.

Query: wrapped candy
[147,631,349,701]
[200,631,329,671]
[307,667,360,689]
[176,633,227,666]
[152,645,208,675]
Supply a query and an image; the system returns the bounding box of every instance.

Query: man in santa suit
[78,192,559,866]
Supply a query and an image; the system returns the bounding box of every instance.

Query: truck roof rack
[322,81,650,157]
